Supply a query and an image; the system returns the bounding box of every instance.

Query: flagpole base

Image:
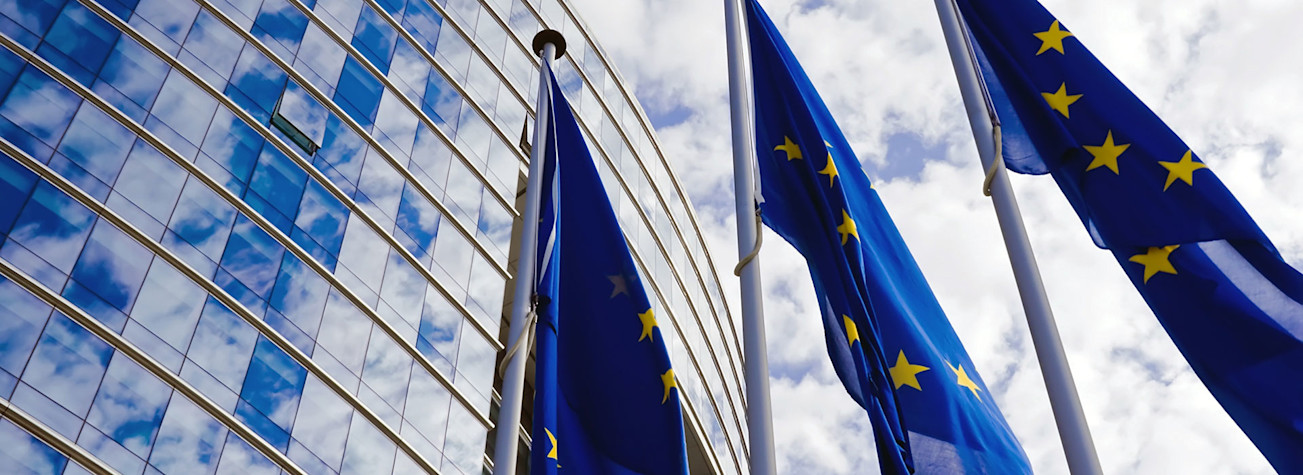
[533,30,567,60]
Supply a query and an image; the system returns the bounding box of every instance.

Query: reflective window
[374,89,418,158]
[128,0,199,55]
[388,36,429,102]
[169,177,238,265]
[430,218,470,293]
[200,108,265,189]
[189,297,258,394]
[399,0,441,55]
[50,104,133,201]
[111,139,185,229]
[421,71,461,134]
[150,396,227,474]
[441,399,486,474]
[352,5,398,74]
[226,44,289,124]
[68,220,153,314]
[316,288,372,375]
[315,113,365,187]
[416,286,459,375]
[361,325,412,413]
[432,19,470,83]
[0,0,64,49]
[355,149,404,223]
[252,0,309,62]
[336,214,388,298]
[407,123,451,197]
[453,322,494,411]
[379,252,424,328]
[395,182,440,262]
[292,179,349,268]
[210,0,262,30]
[290,374,351,472]
[237,336,307,451]
[87,354,172,461]
[0,276,53,385]
[0,418,70,474]
[0,68,80,163]
[247,145,307,230]
[269,252,329,338]
[313,0,363,38]
[148,70,219,159]
[340,411,396,474]
[24,313,113,417]
[37,1,119,86]
[334,57,382,130]
[273,80,328,156]
[177,9,243,87]
[5,181,96,275]
[220,214,286,300]
[465,253,503,327]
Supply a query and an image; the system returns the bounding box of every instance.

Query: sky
[564,0,1301,473]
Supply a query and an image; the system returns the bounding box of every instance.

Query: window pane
[351,5,398,74]
[69,220,153,313]
[0,418,69,475]
[24,313,113,416]
[188,297,257,393]
[334,57,382,130]
[87,354,172,457]
[8,181,97,273]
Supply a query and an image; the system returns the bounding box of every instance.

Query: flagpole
[932,1,1102,473]
[492,29,565,475]
[723,1,777,474]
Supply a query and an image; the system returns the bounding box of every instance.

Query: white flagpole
[723,1,777,474]
[932,1,1102,473]
[491,29,565,475]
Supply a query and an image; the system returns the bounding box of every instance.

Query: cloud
[567,0,1297,473]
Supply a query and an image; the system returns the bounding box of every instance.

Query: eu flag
[745,0,1031,473]
[528,63,689,475]
[957,0,1303,469]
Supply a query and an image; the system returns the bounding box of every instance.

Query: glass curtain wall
[0,0,745,473]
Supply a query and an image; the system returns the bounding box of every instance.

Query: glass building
[0,0,747,473]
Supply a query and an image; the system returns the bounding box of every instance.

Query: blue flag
[957,0,1303,469]
[745,1,1031,473]
[528,63,689,475]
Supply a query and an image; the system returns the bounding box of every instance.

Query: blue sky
[568,0,1302,473]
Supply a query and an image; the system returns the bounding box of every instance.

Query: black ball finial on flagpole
[532,29,566,60]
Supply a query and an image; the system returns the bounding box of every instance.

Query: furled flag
[744,0,1031,472]
[528,62,689,475]
[955,0,1303,469]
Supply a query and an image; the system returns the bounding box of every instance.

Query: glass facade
[0,0,746,473]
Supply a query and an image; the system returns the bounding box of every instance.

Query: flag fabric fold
[956,0,1303,469]
[745,1,1031,473]
[528,63,689,475]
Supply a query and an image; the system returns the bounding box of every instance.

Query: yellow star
[818,151,839,187]
[836,209,858,245]
[948,362,982,400]
[661,369,678,404]
[889,351,930,391]
[1083,130,1130,174]
[638,308,657,342]
[607,274,629,298]
[842,315,859,347]
[774,136,802,160]
[1129,245,1179,284]
[1042,82,1082,118]
[545,428,558,461]
[1158,150,1208,191]
[1034,20,1074,55]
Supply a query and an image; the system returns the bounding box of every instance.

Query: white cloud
[568,0,1297,473]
